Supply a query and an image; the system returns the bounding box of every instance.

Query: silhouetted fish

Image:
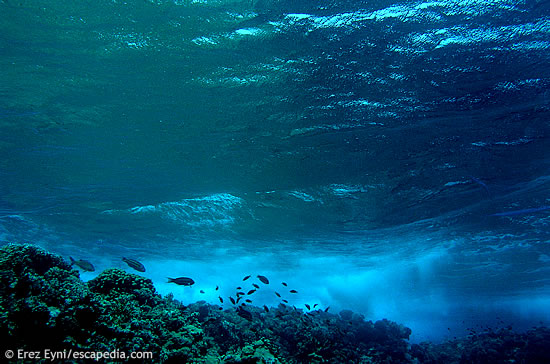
[252,283,260,289]
[324,306,330,312]
[263,305,269,312]
[289,289,298,293]
[247,289,256,295]
[237,307,253,321]
[236,292,245,297]
[275,292,281,297]
[282,299,288,303]
[282,282,287,286]
[167,277,195,286]
[237,286,242,290]
[229,297,236,305]
[216,286,219,291]
[200,290,205,294]
[305,304,311,310]
[218,296,223,303]
[243,275,251,281]
[257,275,269,284]
[70,257,95,272]
[313,304,318,308]
[122,257,146,272]
[245,299,252,303]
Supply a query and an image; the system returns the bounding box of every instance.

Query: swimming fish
[167,277,195,286]
[289,289,298,294]
[247,289,256,295]
[245,299,252,303]
[122,257,146,272]
[282,299,288,303]
[257,275,269,284]
[313,304,318,308]
[218,296,223,303]
[70,257,95,272]
[243,275,251,281]
[200,290,205,294]
[229,297,236,305]
[275,292,281,297]
[305,304,311,310]
[324,306,330,312]
[252,283,260,289]
[282,282,287,286]
[216,286,219,291]
[263,305,269,312]
[236,286,242,290]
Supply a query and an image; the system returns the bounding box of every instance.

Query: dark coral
[1,243,549,363]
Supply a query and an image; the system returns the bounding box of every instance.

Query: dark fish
[313,304,318,308]
[241,303,246,306]
[275,292,281,297]
[167,277,195,286]
[216,285,219,291]
[282,299,288,303]
[289,289,298,293]
[236,286,242,290]
[263,305,269,312]
[324,306,330,312]
[70,257,95,272]
[282,282,287,286]
[200,290,205,294]
[243,275,251,281]
[305,304,311,310]
[122,257,145,272]
[252,283,259,289]
[218,296,223,303]
[247,289,256,295]
[236,292,245,297]
[257,275,269,284]
[237,307,253,321]
[229,297,236,305]
[236,296,242,303]
[245,299,252,303]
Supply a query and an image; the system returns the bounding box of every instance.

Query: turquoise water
[1,0,550,342]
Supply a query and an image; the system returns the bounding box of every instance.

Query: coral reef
[1,243,549,363]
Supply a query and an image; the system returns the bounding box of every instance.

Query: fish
[289,289,298,294]
[245,299,252,303]
[218,296,224,303]
[313,304,318,308]
[122,257,146,272]
[257,275,269,284]
[305,304,311,310]
[252,283,260,289]
[275,292,281,297]
[236,292,245,297]
[200,290,205,294]
[282,299,288,303]
[324,306,330,312]
[229,297,236,305]
[243,275,251,281]
[236,286,242,290]
[70,257,95,272]
[236,296,242,303]
[216,286,219,291]
[282,282,287,286]
[237,307,253,321]
[167,277,195,286]
[247,289,256,295]
[263,305,269,312]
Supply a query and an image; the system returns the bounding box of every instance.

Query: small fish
[245,299,252,303]
[324,306,330,312]
[289,289,298,294]
[252,283,260,289]
[70,257,95,272]
[236,296,242,303]
[167,277,195,286]
[247,289,256,295]
[236,286,242,290]
[282,299,288,303]
[218,296,223,303]
[200,290,205,294]
[282,282,288,286]
[229,297,236,305]
[275,292,281,297]
[237,307,253,321]
[257,275,269,284]
[122,257,146,272]
[313,304,318,308]
[216,285,219,291]
[305,304,311,310]
[241,302,246,306]
[236,292,245,297]
[263,305,269,312]
[243,275,251,281]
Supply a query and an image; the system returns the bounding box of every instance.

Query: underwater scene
[1,0,550,362]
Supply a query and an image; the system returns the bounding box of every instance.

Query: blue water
[1,0,550,343]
